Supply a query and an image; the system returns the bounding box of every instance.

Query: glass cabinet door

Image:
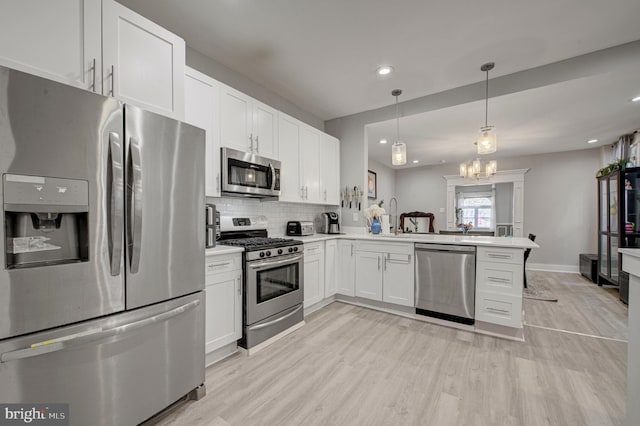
[610,176,618,233]
[600,179,608,231]
[600,234,609,276]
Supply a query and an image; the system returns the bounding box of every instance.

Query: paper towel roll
[381,214,391,234]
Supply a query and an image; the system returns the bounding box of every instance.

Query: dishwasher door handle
[415,243,476,253]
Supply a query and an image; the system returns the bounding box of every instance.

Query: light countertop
[277,233,539,249]
[205,245,244,256]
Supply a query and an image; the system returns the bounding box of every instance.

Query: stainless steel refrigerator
[0,66,205,425]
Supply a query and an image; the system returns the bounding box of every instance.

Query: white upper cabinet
[278,113,303,202]
[320,134,340,205]
[220,85,278,158]
[102,0,185,120]
[185,67,221,197]
[0,0,102,93]
[252,100,278,159]
[300,125,321,203]
[220,85,253,153]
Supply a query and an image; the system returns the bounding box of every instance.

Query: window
[460,195,493,229]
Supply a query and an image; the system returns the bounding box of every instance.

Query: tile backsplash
[208,196,338,236]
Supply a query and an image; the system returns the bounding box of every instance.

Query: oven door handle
[248,305,303,331]
[248,253,304,270]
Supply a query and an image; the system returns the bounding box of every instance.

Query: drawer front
[356,241,413,255]
[205,253,242,277]
[475,291,522,328]
[304,241,324,255]
[476,261,523,296]
[477,246,523,265]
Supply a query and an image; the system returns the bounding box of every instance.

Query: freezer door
[0,66,125,340]
[124,105,205,309]
[0,292,204,426]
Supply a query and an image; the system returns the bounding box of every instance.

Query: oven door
[245,253,303,325]
[221,147,281,197]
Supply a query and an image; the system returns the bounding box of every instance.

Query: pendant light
[459,158,498,179]
[477,62,497,155]
[391,89,406,166]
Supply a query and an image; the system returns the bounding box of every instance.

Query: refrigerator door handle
[128,138,143,274]
[109,132,124,276]
[0,299,200,363]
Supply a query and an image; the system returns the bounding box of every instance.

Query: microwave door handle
[269,163,275,190]
[108,132,124,276]
[128,139,143,274]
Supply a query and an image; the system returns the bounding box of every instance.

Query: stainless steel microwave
[221,147,281,198]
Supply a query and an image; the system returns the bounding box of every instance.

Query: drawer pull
[207,261,232,269]
[487,253,512,259]
[488,277,511,283]
[486,307,510,314]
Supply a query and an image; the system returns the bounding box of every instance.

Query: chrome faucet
[389,197,398,235]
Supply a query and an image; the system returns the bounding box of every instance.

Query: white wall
[209,197,337,237]
[187,47,324,131]
[367,159,396,209]
[394,148,600,270]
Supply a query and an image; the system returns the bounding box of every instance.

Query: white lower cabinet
[355,241,414,306]
[205,253,242,355]
[382,252,414,307]
[337,240,356,296]
[475,246,524,328]
[324,239,338,297]
[303,242,325,308]
[355,251,383,301]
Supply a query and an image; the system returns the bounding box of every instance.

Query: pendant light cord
[395,94,400,142]
[485,69,489,127]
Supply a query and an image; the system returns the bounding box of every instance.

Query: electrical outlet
[352,213,359,221]
[439,207,445,213]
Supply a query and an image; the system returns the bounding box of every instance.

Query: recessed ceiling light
[632,96,640,102]
[440,160,446,163]
[412,160,419,164]
[587,139,599,144]
[377,66,393,76]
[379,138,388,144]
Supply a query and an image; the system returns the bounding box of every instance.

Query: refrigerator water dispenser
[3,174,89,269]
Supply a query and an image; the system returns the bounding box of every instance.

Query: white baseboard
[527,263,579,273]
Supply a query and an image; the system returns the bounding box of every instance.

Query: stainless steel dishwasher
[415,243,476,325]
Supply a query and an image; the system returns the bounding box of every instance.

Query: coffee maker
[319,212,340,234]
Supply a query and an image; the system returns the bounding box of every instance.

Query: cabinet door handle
[305,186,309,200]
[255,135,259,153]
[324,189,327,201]
[207,261,232,270]
[378,256,381,270]
[351,245,354,256]
[383,256,387,271]
[488,276,511,283]
[300,186,305,199]
[486,307,509,314]
[216,173,220,192]
[109,65,115,97]
[249,133,254,152]
[90,58,96,92]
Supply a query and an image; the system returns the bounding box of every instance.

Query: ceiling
[118,0,640,121]
[366,63,640,169]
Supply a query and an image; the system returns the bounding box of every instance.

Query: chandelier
[460,158,497,179]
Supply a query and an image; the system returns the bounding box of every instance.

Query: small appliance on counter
[286,221,314,236]
[205,204,220,248]
[318,212,340,234]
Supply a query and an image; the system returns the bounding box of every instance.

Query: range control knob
[288,247,294,253]
[278,249,283,255]
[266,251,272,257]
[293,246,299,252]
[259,252,265,258]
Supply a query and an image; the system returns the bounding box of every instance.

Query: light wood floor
[154,271,628,426]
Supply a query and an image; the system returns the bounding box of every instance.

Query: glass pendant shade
[485,160,497,177]
[392,141,407,166]
[459,162,468,177]
[472,158,482,176]
[477,125,497,154]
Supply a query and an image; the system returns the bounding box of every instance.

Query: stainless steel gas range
[218,216,303,349]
